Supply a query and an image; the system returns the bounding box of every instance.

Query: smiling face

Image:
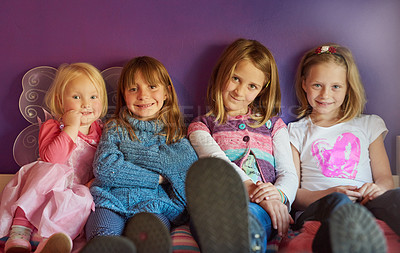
[302,62,348,121]
[124,71,167,121]
[62,74,103,129]
[222,59,265,116]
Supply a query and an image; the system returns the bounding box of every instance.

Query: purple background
[1,0,399,174]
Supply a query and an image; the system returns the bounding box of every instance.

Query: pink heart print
[311,132,361,179]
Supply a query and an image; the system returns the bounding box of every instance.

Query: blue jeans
[248,202,273,251]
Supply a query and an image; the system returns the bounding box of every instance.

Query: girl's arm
[291,144,311,210]
[358,134,394,204]
[270,128,299,206]
[93,128,160,189]
[39,119,76,163]
[369,134,394,190]
[189,130,251,182]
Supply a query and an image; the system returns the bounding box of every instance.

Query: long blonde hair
[294,43,366,122]
[207,38,281,127]
[45,63,108,119]
[112,56,185,144]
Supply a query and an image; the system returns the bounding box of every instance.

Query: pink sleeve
[38,119,77,164]
[187,121,211,136]
[271,117,287,137]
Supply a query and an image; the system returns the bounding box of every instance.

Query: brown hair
[111,56,185,144]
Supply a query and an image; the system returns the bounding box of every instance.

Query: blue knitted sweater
[91,112,198,225]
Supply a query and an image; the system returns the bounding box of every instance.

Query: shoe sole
[5,246,30,253]
[329,204,387,253]
[36,233,72,253]
[5,239,30,253]
[80,236,137,253]
[124,212,172,253]
[185,157,250,253]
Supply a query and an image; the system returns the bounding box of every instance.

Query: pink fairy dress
[0,119,101,241]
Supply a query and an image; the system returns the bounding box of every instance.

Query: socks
[8,225,32,241]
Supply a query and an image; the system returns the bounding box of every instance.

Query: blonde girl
[186,38,298,252]
[83,56,198,253]
[288,44,399,252]
[0,63,107,253]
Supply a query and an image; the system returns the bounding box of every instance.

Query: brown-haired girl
[84,56,198,253]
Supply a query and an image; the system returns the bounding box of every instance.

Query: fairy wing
[101,66,122,118]
[13,66,57,167]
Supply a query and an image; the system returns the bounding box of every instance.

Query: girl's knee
[248,203,272,235]
[387,187,400,198]
[85,208,126,240]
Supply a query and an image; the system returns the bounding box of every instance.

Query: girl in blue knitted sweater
[83,56,198,253]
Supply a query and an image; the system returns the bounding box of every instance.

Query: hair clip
[315,46,337,54]
[265,80,270,87]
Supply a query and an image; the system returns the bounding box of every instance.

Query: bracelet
[277,189,287,204]
[277,189,284,203]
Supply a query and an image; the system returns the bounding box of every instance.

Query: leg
[186,157,265,253]
[365,187,400,236]
[85,208,126,241]
[124,212,172,253]
[171,224,200,253]
[248,203,271,251]
[293,192,352,230]
[5,207,34,253]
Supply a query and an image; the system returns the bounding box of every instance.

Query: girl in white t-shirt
[288,44,400,253]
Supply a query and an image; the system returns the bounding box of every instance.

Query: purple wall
[1,0,399,174]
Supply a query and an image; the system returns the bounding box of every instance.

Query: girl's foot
[4,225,32,253]
[80,236,137,253]
[123,212,172,253]
[185,157,263,253]
[35,232,72,253]
[313,204,387,253]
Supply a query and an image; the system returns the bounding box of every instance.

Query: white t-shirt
[288,115,387,191]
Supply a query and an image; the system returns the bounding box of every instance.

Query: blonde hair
[207,38,281,127]
[294,43,366,122]
[112,56,185,144]
[45,62,108,119]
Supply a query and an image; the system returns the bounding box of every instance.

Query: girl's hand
[357,183,385,205]
[61,110,83,141]
[62,110,82,129]
[259,199,293,236]
[328,185,362,202]
[249,181,281,203]
[159,175,166,184]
